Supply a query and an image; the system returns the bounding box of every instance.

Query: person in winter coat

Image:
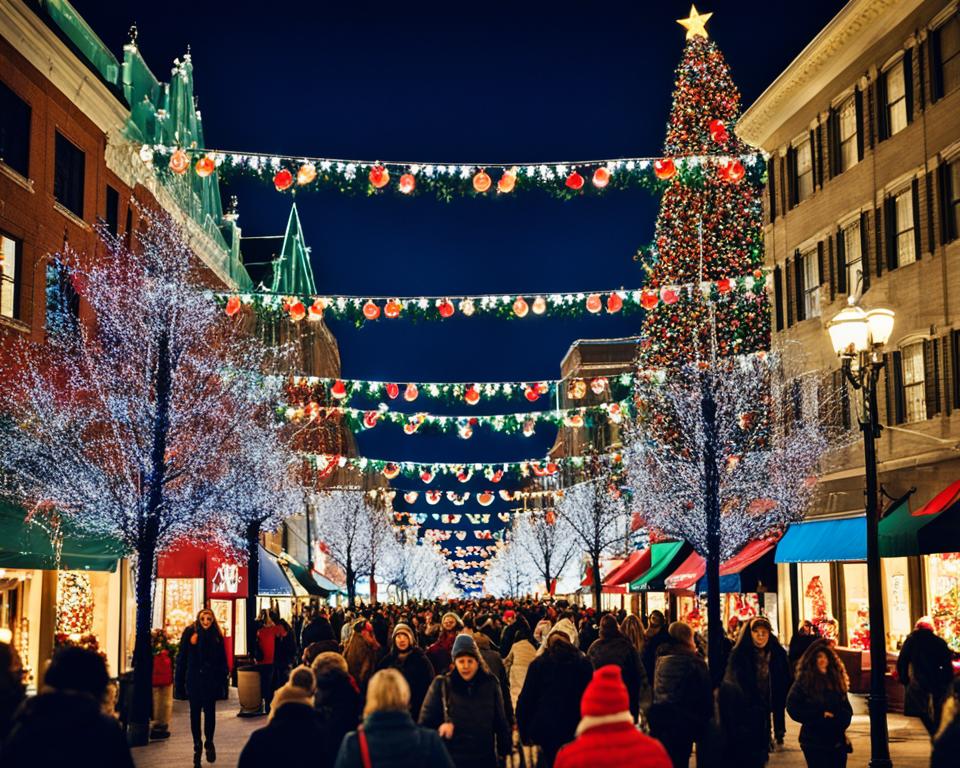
[312,651,362,768]
[896,616,955,735]
[648,622,713,768]
[238,666,332,768]
[344,619,381,696]
[788,620,820,667]
[504,615,538,711]
[257,610,289,714]
[0,642,25,746]
[642,611,672,687]
[621,614,646,656]
[538,616,579,655]
[553,664,672,768]
[419,634,511,768]
[426,612,463,674]
[376,623,436,719]
[175,608,229,766]
[473,632,514,725]
[785,640,853,768]
[718,616,791,768]
[500,608,518,658]
[150,629,175,740]
[302,613,340,656]
[335,669,455,768]
[587,614,651,723]
[2,645,134,768]
[932,677,960,768]
[517,626,595,767]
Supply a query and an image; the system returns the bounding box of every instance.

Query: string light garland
[145,143,764,201]
[216,272,766,326]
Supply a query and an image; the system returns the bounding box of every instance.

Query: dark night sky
[74,0,845,478]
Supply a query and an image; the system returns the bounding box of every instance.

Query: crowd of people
[0,597,958,767]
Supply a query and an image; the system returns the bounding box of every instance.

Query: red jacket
[554,721,672,768]
[152,650,173,687]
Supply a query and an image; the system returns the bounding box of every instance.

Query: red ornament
[545,462,559,475]
[168,148,189,174]
[362,300,381,320]
[404,383,419,402]
[385,383,400,399]
[716,278,732,294]
[420,470,434,484]
[513,297,529,318]
[437,299,455,318]
[224,295,241,317]
[477,492,494,507]
[708,119,729,144]
[719,158,746,183]
[369,165,390,189]
[398,173,416,194]
[661,288,679,305]
[565,171,585,190]
[287,301,307,321]
[497,170,517,194]
[606,293,623,313]
[545,510,556,525]
[308,299,325,319]
[524,387,540,402]
[592,167,610,188]
[489,470,503,483]
[194,155,215,178]
[640,290,659,310]
[384,299,402,319]
[473,170,492,193]
[273,169,294,191]
[330,380,347,399]
[362,411,379,429]
[464,386,481,405]
[457,470,471,483]
[653,158,676,180]
[383,463,400,479]
[585,294,603,313]
[304,402,320,420]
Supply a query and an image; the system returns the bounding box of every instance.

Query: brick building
[737,0,960,650]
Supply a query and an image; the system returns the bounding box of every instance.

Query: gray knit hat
[452,633,481,661]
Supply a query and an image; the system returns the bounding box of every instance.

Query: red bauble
[661,288,679,305]
[716,278,732,294]
[489,470,503,483]
[513,297,529,318]
[497,170,517,194]
[420,470,434,484]
[362,411,379,429]
[477,492,494,507]
[653,158,676,180]
[309,299,325,319]
[195,155,215,178]
[640,290,658,310]
[398,173,416,194]
[719,158,746,183]
[369,165,390,189]
[169,148,189,174]
[606,293,623,313]
[708,119,729,144]
[383,463,400,479]
[473,170,492,193]
[592,167,610,188]
[288,301,307,321]
[362,300,381,320]
[545,510,556,525]
[404,383,419,402]
[464,386,481,405]
[585,294,603,313]
[330,380,347,399]
[437,299,455,318]
[545,462,559,474]
[384,299,402,319]
[565,171,585,190]
[385,383,400,399]
[273,169,294,191]
[524,387,540,402]
[224,295,241,316]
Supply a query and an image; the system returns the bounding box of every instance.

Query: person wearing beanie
[426,612,464,674]
[517,624,595,767]
[312,652,362,768]
[553,665,671,768]
[648,622,713,768]
[238,666,332,768]
[376,622,436,718]
[537,616,580,655]
[587,613,652,723]
[499,609,518,657]
[420,632,510,768]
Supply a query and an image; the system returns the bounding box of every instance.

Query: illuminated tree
[510,510,579,596]
[485,540,535,598]
[381,529,455,601]
[0,217,302,743]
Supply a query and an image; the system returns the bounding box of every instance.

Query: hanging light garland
[146,143,764,201]
[217,271,766,326]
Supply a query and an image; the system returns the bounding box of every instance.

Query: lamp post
[827,302,895,768]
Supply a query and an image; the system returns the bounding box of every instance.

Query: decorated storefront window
[928,553,960,651]
[883,557,912,649]
[56,571,93,637]
[843,563,869,650]
[800,566,838,642]
[161,578,203,640]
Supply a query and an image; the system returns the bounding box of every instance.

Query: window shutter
[773,265,784,332]
[884,197,897,272]
[952,330,960,409]
[794,252,806,323]
[912,178,922,260]
[943,335,954,416]
[767,157,777,222]
[860,211,871,290]
[892,350,906,425]
[817,241,825,286]
[814,126,823,189]
[918,40,927,111]
[827,235,836,301]
[925,170,936,253]
[884,352,895,425]
[836,227,847,295]
[925,339,941,419]
[931,26,945,102]
[904,47,915,123]
[875,205,886,276]
[786,147,798,209]
[779,155,789,214]
[785,257,795,327]
[827,107,840,177]
[939,162,956,243]
[854,87,866,160]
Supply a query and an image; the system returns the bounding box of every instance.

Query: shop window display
[159,578,203,639]
[56,571,93,637]
[802,570,838,642]
[883,557,912,648]
[843,563,870,649]
[928,553,960,651]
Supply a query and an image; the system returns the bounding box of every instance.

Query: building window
[801,248,820,319]
[795,137,814,203]
[0,81,30,179]
[885,59,909,137]
[950,161,960,241]
[45,259,79,336]
[843,219,863,296]
[902,342,926,423]
[838,95,859,172]
[1,233,21,321]
[894,188,916,266]
[105,185,120,236]
[54,131,85,219]
[937,14,960,97]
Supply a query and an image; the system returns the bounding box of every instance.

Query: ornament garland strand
[147,143,764,201]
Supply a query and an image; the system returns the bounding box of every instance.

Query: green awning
[0,499,126,572]
[879,483,960,556]
[629,541,688,592]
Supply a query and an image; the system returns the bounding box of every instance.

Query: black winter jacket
[785,679,852,751]
[587,634,651,719]
[641,627,671,686]
[314,667,363,768]
[377,647,436,719]
[419,668,511,768]
[651,641,713,732]
[335,710,455,768]
[932,714,960,768]
[175,625,229,702]
[897,627,954,716]
[516,646,594,754]
[238,701,332,768]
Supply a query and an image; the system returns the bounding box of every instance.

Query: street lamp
[827,301,895,768]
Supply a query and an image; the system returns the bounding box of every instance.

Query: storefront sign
[206,553,248,599]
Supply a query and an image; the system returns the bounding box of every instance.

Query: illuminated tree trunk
[245,519,262,655]
[701,378,723,686]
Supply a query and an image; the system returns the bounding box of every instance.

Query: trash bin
[237,665,264,717]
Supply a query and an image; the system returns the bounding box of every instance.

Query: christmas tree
[641,7,769,366]
[57,571,94,636]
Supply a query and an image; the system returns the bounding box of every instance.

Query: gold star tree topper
[677,5,712,39]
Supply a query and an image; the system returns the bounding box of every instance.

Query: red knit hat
[581,664,630,719]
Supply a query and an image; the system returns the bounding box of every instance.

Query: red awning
[581,566,626,593]
[602,549,652,587]
[914,480,960,517]
[665,539,778,591]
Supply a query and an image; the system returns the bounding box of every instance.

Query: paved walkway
[132,691,933,768]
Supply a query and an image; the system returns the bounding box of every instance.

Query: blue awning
[258,545,294,596]
[774,517,866,563]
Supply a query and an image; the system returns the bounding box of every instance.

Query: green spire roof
[271,204,317,295]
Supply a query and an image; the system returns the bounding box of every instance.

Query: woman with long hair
[620,614,646,656]
[785,640,853,768]
[175,608,228,767]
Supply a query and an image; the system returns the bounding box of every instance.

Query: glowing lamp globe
[866,308,896,347]
[827,305,869,356]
